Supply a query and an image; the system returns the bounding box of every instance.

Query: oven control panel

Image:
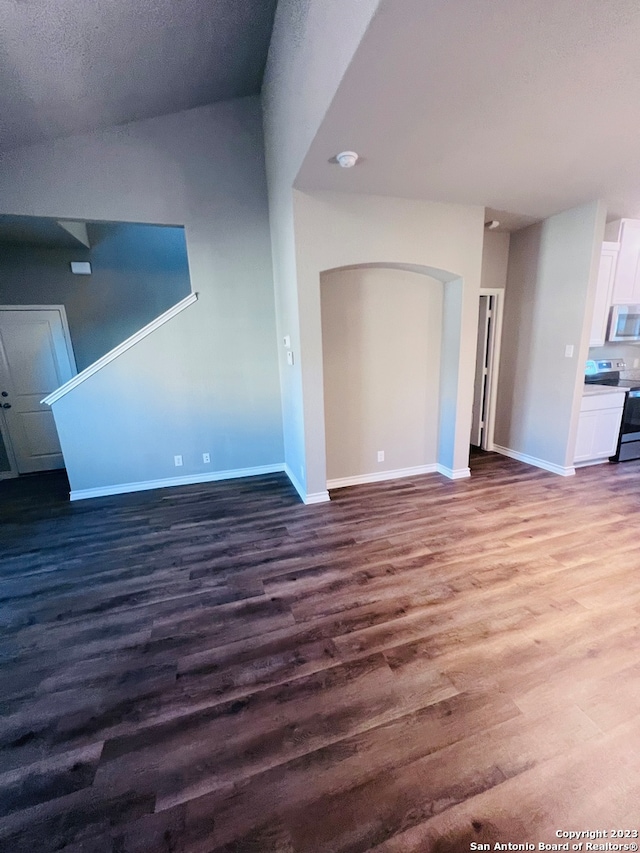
[585,359,626,375]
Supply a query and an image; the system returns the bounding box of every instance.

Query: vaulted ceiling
[5,0,640,226]
[0,0,277,151]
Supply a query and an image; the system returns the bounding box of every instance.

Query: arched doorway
[319,262,469,491]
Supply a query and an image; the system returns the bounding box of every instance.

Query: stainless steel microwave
[608,304,640,342]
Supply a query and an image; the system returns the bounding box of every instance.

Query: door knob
[2,403,10,409]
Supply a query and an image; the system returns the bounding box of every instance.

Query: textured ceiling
[297,0,640,223]
[0,0,277,150]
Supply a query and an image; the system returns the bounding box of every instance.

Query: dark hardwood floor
[1,453,640,852]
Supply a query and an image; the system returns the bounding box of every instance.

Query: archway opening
[319,262,466,489]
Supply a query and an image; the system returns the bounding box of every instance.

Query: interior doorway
[0,306,77,478]
[471,289,503,451]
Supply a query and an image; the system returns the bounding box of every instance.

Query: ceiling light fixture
[335,151,359,168]
[485,220,500,230]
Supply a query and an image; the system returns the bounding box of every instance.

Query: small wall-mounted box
[70,261,92,275]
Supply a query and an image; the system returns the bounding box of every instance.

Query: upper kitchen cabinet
[604,219,640,304]
[590,241,619,346]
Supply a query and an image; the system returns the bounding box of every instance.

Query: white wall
[321,266,443,482]
[0,98,284,493]
[261,0,380,499]
[294,191,486,494]
[494,201,606,472]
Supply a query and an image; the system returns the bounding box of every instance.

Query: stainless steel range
[585,359,640,462]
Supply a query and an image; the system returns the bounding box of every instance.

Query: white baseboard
[70,463,285,501]
[304,491,331,504]
[436,464,471,480]
[327,464,438,490]
[284,464,330,504]
[493,444,576,477]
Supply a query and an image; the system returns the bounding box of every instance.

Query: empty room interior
[2,1,640,851]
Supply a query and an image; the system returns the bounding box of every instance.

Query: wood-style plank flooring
[1,452,640,852]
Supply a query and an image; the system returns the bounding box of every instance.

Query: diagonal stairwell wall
[0,97,284,499]
[42,292,282,500]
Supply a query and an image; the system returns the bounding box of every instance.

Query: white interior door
[470,291,503,451]
[0,308,77,474]
[471,295,491,446]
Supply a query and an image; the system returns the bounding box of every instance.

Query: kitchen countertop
[583,384,628,396]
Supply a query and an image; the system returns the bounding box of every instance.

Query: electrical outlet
[174,455,183,467]
[202,452,210,464]
[377,450,384,462]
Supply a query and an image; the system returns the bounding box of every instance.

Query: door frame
[476,288,504,451]
[0,412,18,480]
[0,305,77,479]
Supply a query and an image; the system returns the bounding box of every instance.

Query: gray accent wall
[0,98,283,493]
[0,223,191,370]
[494,201,606,470]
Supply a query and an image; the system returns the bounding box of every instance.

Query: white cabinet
[604,219,640,304]
[574,390,625,465]
[590,242,619,346]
